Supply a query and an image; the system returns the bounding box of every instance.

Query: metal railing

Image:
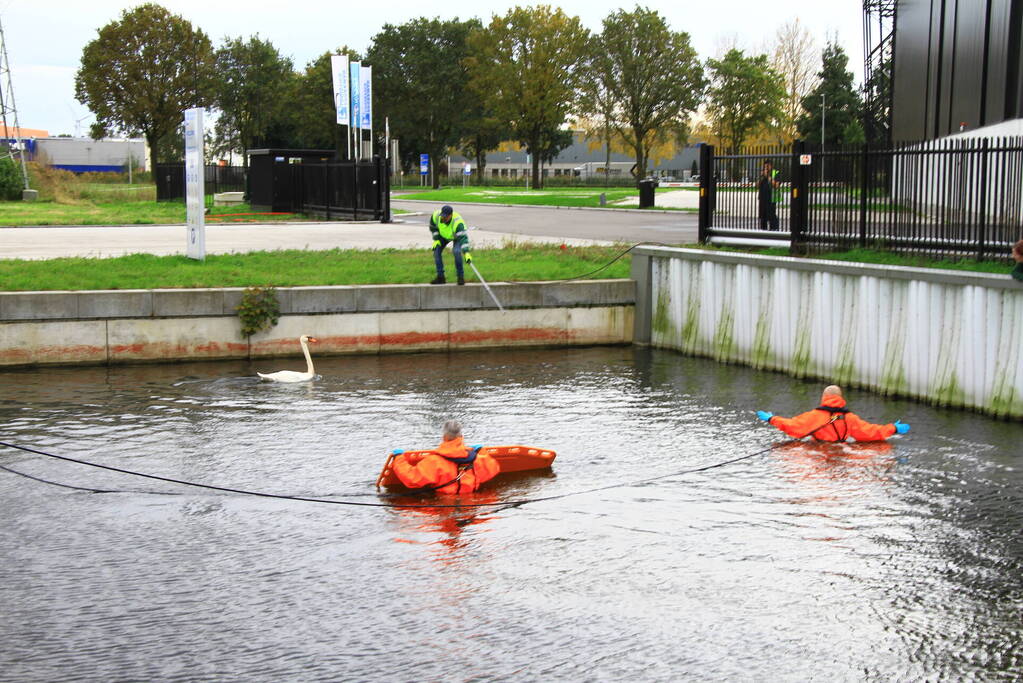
[155,164,246,206]
[699,138,1023,261]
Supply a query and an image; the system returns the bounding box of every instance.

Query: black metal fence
[698,138,1023,261]
[155,164,246,206]
[155,157,391,222]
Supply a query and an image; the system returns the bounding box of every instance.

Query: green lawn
[0,200,312,226]
[394,186,688,209]
[0,243,631,292]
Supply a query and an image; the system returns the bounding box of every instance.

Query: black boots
[430,274,446,285]
[457,276,465,286]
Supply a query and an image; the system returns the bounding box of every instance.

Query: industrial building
[892,0,1023,141]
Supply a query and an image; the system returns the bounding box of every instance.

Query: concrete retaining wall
[631,246,1023,418]
[0,281,634,367]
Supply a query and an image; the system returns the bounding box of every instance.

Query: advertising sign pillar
[184,107,205,261]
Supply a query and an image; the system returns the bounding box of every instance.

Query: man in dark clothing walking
[758,161,780,231]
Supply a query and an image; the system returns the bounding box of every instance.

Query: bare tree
[771,19,818,143]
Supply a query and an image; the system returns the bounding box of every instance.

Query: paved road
[393,199,698,246]
[0,199,697,260]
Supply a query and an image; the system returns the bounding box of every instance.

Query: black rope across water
[0,438,786,510]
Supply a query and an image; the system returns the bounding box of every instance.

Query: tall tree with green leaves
[582,7,706,183]
[705,48,786,153]
[466,5,590,189]
[367,17,480,187]
[74,3,216,165]
[212,36,294,166]
[796,42,865,145]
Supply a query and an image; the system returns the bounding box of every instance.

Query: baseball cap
[440,205,453,217]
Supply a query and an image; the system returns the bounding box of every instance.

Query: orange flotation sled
[376,445,557,490]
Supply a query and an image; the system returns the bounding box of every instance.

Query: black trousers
[759,201,779,231]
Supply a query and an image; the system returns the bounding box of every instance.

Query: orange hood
[435,436,468,459]
[819,394,847,410]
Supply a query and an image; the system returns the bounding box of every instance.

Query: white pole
[469,262,504,311]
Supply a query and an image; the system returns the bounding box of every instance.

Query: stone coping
[0,279,635,322]
[632,246,1023,290]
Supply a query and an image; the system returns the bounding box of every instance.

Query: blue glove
[894,420,910,434]
[757,410,774,422]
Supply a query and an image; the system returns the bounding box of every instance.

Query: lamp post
[821,93,826,188]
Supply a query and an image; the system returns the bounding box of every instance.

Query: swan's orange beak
[308,337,319,343]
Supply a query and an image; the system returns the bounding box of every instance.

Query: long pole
[469,262,504,311]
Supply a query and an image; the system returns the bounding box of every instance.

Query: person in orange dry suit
[757,385,910,442]
[391,420,500,495]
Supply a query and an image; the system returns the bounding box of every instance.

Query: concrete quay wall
[0,281,634,367]
[630,246,1023,418]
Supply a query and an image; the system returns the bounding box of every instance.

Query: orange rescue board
[376,445,557,490]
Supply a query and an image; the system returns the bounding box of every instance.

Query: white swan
[257,335,319,383]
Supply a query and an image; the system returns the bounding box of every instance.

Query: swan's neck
[301,340,314,375]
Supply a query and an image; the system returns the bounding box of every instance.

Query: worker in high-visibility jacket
[757,385,910,442]
[392,420,499,495]
[429,205,471,285]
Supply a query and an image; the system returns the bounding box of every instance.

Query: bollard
[599,192,606,207]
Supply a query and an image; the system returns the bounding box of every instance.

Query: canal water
[0,347,1019,681]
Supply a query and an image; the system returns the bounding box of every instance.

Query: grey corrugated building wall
[892,0,1023,141]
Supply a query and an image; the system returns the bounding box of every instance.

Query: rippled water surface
[1,347,1020,681]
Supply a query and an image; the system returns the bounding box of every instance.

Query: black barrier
[698,137,1023,261]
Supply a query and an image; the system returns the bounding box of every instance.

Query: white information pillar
[184,107,206,261]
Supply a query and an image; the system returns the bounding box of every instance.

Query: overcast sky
[1,0,864,136]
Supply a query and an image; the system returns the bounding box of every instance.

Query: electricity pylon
[0,13,31,190]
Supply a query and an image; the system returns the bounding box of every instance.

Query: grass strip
[393,186,680,208]
[0,243,632,292]
[0,201,309,226]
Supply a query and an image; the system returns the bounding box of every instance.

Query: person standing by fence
[758,161,780,231]
[1012,240,1023,282]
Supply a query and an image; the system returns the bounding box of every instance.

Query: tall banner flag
[349,62,361,129]
[359,65,372,130]
[330,55,349,126]
[183,107,205,261]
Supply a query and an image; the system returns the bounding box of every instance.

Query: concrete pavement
[0,196,698,260]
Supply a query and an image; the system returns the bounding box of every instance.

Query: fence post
[380,156,391,223]
[977,138,989,260]
[859,143,869,248]
[789,140,808,254]
[698,143,713,244]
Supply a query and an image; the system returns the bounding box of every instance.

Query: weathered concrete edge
[631,246,1023,290]
[0,306,634,368]
[0,280,635,322]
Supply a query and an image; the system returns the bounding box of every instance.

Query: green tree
[367,18,480,187]
[705,48,786,153]
[212,35,294,166]
[74,3,216,165]
[459,106,508,182]
[0,156,22,200]
[796,42,864,145]
[466,5,590,189]
[583,7,705,183]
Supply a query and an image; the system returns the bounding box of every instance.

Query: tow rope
[0,437,793,510]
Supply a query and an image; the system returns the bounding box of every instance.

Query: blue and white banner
[330,55,349,126]
[349,62,361,129]
[359,65,372,130]
[420,154,429,175]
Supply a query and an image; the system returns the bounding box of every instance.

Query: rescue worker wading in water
[392,420,500,495]
[757,385,911,441]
